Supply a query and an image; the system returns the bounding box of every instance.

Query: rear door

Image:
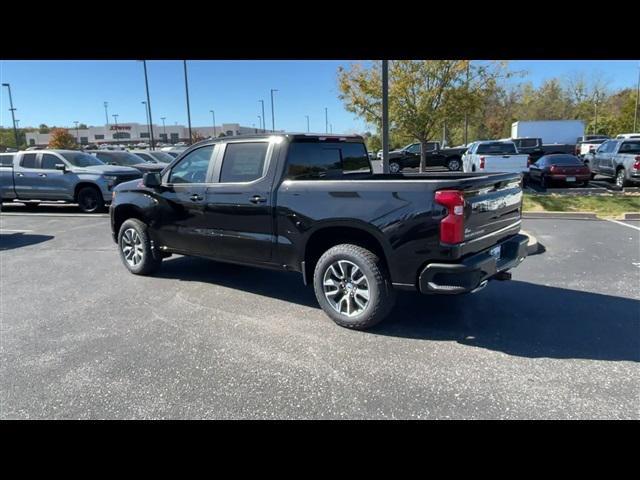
[203,139,279,263]
[12,152,40,198]
[595,140,616,175]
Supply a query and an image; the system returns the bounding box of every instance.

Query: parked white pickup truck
[462,140,529,174]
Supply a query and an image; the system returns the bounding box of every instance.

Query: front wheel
[77,186,105,213]
[389,162,401,174]
[446,158,461,171]
[313,244,396,330]
[118,218,162,275]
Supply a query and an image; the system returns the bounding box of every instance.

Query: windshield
[61,152,105,167]
[476,142,518,155]
[149,151,174,163]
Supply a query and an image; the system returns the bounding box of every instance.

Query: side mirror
[143,172,162,188]
[55,163,66,173]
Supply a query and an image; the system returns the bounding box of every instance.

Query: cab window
[20,153,38,168]
[169,145,214,184]
[41,154,61,170]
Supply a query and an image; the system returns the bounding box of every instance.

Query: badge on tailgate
[490,245,502,260]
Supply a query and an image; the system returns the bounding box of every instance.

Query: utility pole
[2,83,20,149]
[382,60,390,174]
[634,62,639,132]
[104,101,110,126]
[464,61,470,145]
[270,89,278,132]
[305,115,310,133]
[259,100,265,132]
[183,60,193,144]
[142,60,155,150]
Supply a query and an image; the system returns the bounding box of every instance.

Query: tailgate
[483,154,528,173]
[459,174,523,256]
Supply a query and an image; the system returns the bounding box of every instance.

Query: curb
[522,211,598,220]
[520,230,540,255]
[623,212,640,220]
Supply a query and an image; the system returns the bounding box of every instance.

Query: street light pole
[210,110,216,137]
[325,107,328,134]
[161,117,167,142]
[259,100,266,132]
[104,101,109,126]
[2,83,20,149]
[270,89,278,132]
[112,114,119,144]
[464,61,470,145]
[141,60,155,150]
[382,60,390,174]
[258,115,262,133]
[142,101,151,146]
[183,60,193,144]
[74,121,79,145]
[305,115,310,133]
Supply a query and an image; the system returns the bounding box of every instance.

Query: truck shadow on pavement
[159,257,638,362]
[0,232,54,251]
[376,281,640,363]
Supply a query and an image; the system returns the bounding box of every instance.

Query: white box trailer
[511,120,585,145]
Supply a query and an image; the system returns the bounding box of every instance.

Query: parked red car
[528,154,591,188]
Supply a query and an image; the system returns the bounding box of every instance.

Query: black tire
[22,202,40,210]
[446,157,461,171]
[313,244,396,330]
[541,175,548,189]
[77,186,105,213]
[389,161,401,174]
[615,168,629,188]
[117,218,162,275]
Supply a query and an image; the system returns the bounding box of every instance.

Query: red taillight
[435,190,465,244]
[550,165,558,173]
[479,156,485,169]
[634,157,640,170]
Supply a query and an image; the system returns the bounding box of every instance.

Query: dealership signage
[109,125,132,131]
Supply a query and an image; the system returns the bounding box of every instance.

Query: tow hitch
[494,271,512,281]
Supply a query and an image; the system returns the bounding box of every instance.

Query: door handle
[38,173,47,177]
[189,193,203,202]
[250,195,267,204]
[16,172,24,177]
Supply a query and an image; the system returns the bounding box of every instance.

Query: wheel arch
[73,181,103,202]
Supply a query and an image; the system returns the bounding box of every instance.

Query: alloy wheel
[121,228,144,267]
[323,260,370,317]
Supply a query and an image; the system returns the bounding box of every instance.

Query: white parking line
[0,229,33,233]
[605,219,640,232]
[0,212,108,218]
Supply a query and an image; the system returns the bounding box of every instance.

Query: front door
[153,144,217,255]
[37,152,73,199]
[204,139,277,263]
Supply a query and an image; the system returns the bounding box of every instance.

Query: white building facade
[26,122,270,147]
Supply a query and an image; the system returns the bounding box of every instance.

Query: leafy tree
[338,60,511,171]
[39,124,50,133]
[48,128,77,149]
[191,130,205,143]
[78,123,88,129]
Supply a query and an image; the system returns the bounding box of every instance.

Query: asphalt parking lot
[1,204,639,419]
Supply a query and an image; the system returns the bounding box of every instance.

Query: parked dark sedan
[528,154,591,188]
[90,150,167,174]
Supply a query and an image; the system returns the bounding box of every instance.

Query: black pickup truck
[110,133,528,330]
[511,138,576,164]
[386,142,467,173]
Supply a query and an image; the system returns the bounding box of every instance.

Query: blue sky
[1,60,638,132]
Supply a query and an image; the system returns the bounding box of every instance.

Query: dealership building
[25,122,270,147]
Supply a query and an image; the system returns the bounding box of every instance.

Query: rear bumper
[418,234,528,294]
[549,174,590,182]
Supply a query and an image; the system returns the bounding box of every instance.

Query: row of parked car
[370,133,640,188]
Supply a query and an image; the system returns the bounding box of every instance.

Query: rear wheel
[389,162,400,174]
[615,168,628,188]
[446,157,461,171]
[313,244,396,330]
[77,186,104,213]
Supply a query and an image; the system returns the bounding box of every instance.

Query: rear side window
[20,153,38,168]
[0,154,14,166]
[219,142,269,183]
[517,139,539,148]
[286,142,371,180]
[619,141,640,154]
[476,143,517,155]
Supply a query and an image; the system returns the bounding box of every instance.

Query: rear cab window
[285,140,371,180]
[20,153,38,168]
[476,142,518,155]
[619,141,640,154]
[0,154,14,166]
[219,142,269,183]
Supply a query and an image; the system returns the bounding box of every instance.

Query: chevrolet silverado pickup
[584,138,640,187]
[0,149,141,212]
[462,140,529,175]
[110,133,528,330]
[380,141,467,173]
